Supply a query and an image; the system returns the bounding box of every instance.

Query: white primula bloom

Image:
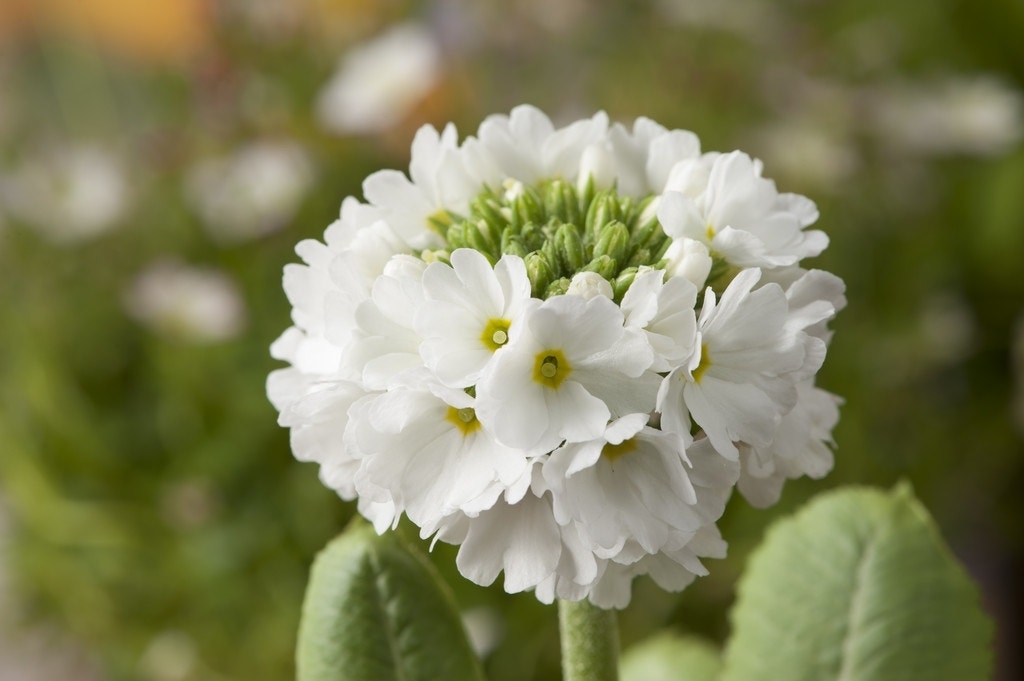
[738,382,841,507]
[662,237,713,288]
[363,123,481,249]
[346,257,427,389]
[185,141,312,242]
[543,414,701,559]
[659,268,804,460]
[269,107,843,607]
[621,269,699,372]
[476,294,656,454]
[353,383,528,531]
[658,151,828,268]
[316,23,441,136]
[606,117,701,197]
[467,105,610,185]
[417,249,532,387]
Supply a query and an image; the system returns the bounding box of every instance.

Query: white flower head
[269,107,844,607]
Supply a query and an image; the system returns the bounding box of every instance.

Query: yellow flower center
[602,438,638,462]
[445,406,481,435]
[533,349,571,389]
[691,344,712,383]
[480,318,512,351]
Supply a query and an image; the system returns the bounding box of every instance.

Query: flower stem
[558,599,620,681]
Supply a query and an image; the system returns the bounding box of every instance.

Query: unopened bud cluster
[425,179,670,300]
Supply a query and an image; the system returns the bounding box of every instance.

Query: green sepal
[297,520,486,681]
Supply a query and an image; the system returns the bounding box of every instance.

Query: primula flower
[269,105,844,607]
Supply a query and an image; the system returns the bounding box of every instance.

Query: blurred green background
[1,0,1022,679]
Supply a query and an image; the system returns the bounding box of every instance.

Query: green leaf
[297,520,486,681]
[720,484,993,681]
[620,632,722,681]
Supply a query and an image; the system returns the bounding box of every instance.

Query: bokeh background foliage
[0,0,1022,679]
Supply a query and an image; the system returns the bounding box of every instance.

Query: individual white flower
[315,23,442,136]
[362,123,483,249]
[416,249,532,387]
[658,268,805,460]
[185,141,312,243]
[345,256,427,389]
[543,414,703,560]
[435,483,574,596]
[661,237,713,288]
[124,259,245,343]
[1,145,128,243]
[621,269,699,372]
[465,105,610,186]
[476,294,656,454]
[658,151,828,269]
[606,117,701,197]
[352,382,528,532]
[737,381,841,507]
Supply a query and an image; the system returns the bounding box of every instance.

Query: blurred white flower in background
[315,23,442,135]
[750,120,860,193]
[0,145,129,244]
[869,75,1024,157]
[185,141,313,243]
[656,0,784,43]
[124,260,246,343]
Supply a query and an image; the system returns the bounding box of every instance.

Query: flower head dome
[268,105,844,608]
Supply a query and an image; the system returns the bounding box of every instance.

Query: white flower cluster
[268,106,844,608]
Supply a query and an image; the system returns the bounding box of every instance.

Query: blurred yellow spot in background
[0,0,210,62]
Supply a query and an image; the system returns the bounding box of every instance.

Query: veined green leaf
[297,521,486,681]
[720,484,993,681]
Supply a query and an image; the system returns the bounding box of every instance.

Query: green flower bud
[626,247,652,268]
[593,220,630,266]
[541,237,562,277]
[611,267,640,301]
[545,277,571,298]
[500,228,530,258]
[585,192,619,242]
[471,195,509,232]
[446,222,468,249]
[466,220,499,262]
[582,254,618,279]
[525,252,556,297]
[512,188,544,231]
[554,223,586,273]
